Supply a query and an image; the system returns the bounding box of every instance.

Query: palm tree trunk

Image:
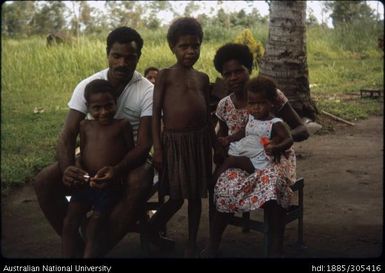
[259,1,317,120]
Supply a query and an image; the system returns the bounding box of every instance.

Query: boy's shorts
[71,186,122,213]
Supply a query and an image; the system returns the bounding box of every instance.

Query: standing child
[62,79,134,258]
[213,75,293,183]
[152,17,214,257]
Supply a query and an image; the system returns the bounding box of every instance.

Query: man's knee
[125,163,154,196]
[33,162,63,194]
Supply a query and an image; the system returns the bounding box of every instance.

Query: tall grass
[1,24,383,190]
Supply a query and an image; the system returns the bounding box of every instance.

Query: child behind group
[214,75,293,181]
[152,17,214,257]
[144,66,159,85]
[62,79,134,258]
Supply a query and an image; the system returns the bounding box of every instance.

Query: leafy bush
[233,28,265,71]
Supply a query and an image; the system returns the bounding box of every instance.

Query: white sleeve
[215,97,227,122]
[67,70,107,114]
[67,80,88,114]
[140,84,154,117]
[271,117,284,124]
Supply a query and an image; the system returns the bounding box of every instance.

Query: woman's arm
[277,102,309,142]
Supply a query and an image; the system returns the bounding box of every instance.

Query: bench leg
[298,212,303,245]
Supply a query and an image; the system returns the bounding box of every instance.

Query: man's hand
[89,166,114,189]
[63,166,89,188]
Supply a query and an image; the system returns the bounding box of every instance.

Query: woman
[206,43,309,257]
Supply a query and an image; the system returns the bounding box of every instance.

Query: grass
[1,24,384,191]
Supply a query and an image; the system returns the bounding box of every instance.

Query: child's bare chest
[85,122,123,144]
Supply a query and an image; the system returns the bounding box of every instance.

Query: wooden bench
[209,177,305,257]
[360,89,383,99]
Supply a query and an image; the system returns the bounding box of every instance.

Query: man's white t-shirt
[68,69,153,142]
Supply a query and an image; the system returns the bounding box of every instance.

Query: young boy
[152,17,214,257]
[144,66,159,85]
[62,79,134,258]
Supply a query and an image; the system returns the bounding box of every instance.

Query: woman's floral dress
[214,90,296,213]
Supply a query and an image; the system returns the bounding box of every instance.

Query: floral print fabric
[214,90,295,213]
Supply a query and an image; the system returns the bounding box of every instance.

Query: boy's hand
[63,165,89,188]
[90,166,114,189]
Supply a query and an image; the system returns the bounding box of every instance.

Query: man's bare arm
[113,116,152,176]
[57,109,85,173]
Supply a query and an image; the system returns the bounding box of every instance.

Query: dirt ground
[1,115,383,261]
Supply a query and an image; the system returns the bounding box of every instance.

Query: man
[34,27,156,257]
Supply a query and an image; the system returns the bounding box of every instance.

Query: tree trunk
[259,1,317,120]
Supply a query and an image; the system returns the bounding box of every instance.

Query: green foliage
[32,2,67,35]
[307,23,384,59]
[316,99,382,121]
[323,1,377,28]
[233,28,265,70]
[1,1,36,37]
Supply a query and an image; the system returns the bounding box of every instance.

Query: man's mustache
[115,67,129,73]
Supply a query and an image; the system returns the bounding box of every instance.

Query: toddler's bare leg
[227,156,255,174]
[212,156,255,185]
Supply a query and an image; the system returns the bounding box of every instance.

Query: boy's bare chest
[85,122,122,142]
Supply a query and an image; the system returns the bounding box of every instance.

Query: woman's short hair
[213,43,253,74]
